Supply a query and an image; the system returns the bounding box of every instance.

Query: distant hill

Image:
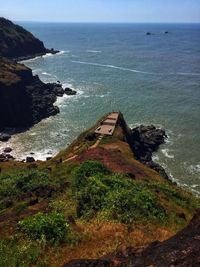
[0,17,58,60]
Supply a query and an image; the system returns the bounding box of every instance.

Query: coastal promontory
[0,57,60,128]
[0,17,58,60]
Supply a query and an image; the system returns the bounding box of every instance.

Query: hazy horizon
[1,0,200,23]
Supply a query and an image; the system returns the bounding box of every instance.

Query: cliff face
[0,57,59,128]
[0,17,57,60]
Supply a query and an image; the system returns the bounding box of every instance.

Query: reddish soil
[76,147,148,180]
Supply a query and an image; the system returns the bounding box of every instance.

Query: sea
[1,23,200,195]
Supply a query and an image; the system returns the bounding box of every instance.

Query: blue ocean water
[1,23,200,194]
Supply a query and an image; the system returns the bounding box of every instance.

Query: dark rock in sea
[165,31,169,34]
[146,32,151,35]
[64,87,77,95]
[129,125,168,178]
[0,17,59,60]
[26,157,35,163]
[3,147,12,153]
[0,153,14,162]
[0,57,60,128]
[0,133,11,142]
[47,82,65,97]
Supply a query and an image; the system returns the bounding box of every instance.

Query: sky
[0,0,200,23]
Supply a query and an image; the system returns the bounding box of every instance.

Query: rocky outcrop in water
[0,17,58,60]
[129,125,168,179]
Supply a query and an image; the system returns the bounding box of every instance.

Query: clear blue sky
[1,0,200,23]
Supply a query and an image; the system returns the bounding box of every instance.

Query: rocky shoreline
[130,125,169,179]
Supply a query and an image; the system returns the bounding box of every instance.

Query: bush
[73,161,110,189]
[0,169,50,196]
[0,169,59,210]
[18,212,69,244]
[106,186,165,224]
[0,239,41,267]
[73,161,166,223]
[76,175,109,218]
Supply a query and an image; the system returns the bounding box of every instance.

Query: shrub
[0,169,50,197]
[73,161,110,189]
[0,239,41,267]
[73,161,166,223]
[76,175,109,218]
[106,186,166,224]
[0,169,59,210]
[18,212,69,244]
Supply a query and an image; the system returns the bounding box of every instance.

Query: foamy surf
[72,61,200,77]
[161,148,174,159]
[72,60,156,75]
[86,50,102,53]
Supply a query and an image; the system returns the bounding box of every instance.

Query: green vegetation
[0,239,41,267]
[0,159,199,266]
[0,169,61,211]
[73,161,166,223]
[18,212,69,245]
[72,161,200,225]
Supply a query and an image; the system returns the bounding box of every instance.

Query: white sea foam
[57,50,68,55]
[72,61,200,77]
[71,61,156,75]
[42,72,52,76]
[161,148,174,159]
[42,53,54,58]
[177,72,200,76]
[188,164,200,174]
[86,50,102,53]
[191,184,199,188]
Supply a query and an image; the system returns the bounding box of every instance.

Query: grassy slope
[0,113,199,266]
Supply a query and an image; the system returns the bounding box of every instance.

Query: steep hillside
[0,57,62,129]
[0,17,58,60]
[0,113,199,266]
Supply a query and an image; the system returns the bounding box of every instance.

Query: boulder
[26,156,35,163]
[0,153,14,162]
[64,87,77,95]
[130,125,168,179]
[0,133,11,142]
[3,147,12,153]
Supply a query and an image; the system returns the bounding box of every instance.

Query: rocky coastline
[0,17,77,145]
[0,17,59,60]
[130,125,169,179]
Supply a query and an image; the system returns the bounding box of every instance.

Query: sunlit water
[1,23,200,194]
